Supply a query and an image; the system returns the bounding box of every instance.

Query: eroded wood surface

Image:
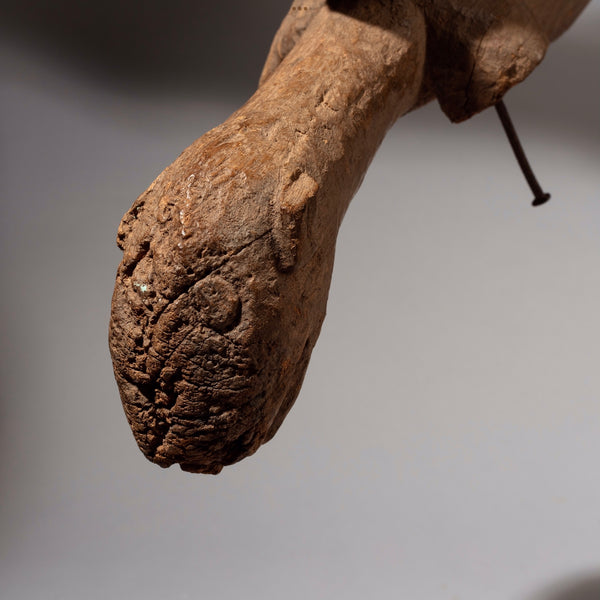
[110,0,590,473]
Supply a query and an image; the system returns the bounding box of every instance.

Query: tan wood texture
[110,0,590,473]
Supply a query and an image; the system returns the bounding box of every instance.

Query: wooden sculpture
[109,0,590,473]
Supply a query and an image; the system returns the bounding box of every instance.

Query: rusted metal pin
[495,100,551,207]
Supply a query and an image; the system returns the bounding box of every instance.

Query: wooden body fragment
[110,0,590,473]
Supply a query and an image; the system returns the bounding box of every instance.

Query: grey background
[1,2,599,599]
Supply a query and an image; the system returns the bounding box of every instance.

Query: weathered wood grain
[110,0,590,473]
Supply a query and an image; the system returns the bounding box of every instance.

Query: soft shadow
[527,573,600,600]
[0,0,287,95]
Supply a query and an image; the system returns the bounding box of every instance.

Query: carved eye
[190,275,241,333]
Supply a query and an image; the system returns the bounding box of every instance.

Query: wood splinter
[109,0,589,473]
